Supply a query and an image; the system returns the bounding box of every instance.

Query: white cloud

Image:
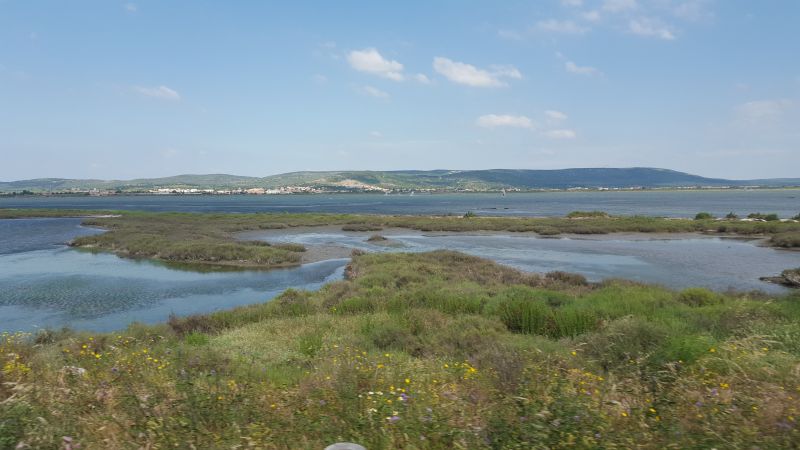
[489,65,522,79]
[565,60,601,76]
[134,85,180,100]
[369,131,383,138]
[629,18,676,40]
[433,57,521,87]
[124,3,137,13]
[312,74,328,84]
[535,19,589,34]
[346,48,404,81]
[673,1,712,21]
[476,114,534,129]
[603,0,637,13]
[736,99,794,122]
[360,85,389,99]
[545,110,568,121]
[582,10,602,22]
[560,0,583,6]
[414,73,431,84]
[544,129,577,139]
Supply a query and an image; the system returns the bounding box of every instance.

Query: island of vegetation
[1,249,799,448]
[0,208,798,271]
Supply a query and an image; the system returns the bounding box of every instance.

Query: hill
[1,168,799,193]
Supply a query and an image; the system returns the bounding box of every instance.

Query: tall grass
[2,251,800,448]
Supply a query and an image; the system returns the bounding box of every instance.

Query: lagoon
[2,189,799,218]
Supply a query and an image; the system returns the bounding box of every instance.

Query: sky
[1,0,799,181]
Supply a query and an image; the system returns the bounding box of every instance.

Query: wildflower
[387,415,400,423]
[709,348,716,353]
[571,351,577,356]
[405,378,411,384]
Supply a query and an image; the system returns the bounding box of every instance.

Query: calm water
[2,217,798,333]
[245,229,800,294]
[0,219,346,332]
[2,190,799,218]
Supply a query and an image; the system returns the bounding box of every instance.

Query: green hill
[2,168,799,193]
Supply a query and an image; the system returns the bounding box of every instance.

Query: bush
[463,211,477,218]
[725,212,739,219]
[677,287,720,307]
[566,210,609,218]
[335,296,377,314]
[694,212,714,220]
[748,212,780,221]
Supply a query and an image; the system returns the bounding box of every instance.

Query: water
[0,219,347,332]
[244,229,800,294]
[2,190,799,218]
[2,216,798,333]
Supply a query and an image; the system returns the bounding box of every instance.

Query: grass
[1,209,799,270]
[2,250,800,449]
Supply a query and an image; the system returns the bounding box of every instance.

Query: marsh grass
[3,208,800,271]
[3,251,800,448]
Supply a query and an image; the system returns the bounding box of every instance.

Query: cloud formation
[476,114,534,129]
[347,48,404,81]
[628,17,676,40]
[565,60,601,76]
[736,99,794,123]
[535,19,589,34]
[359,85,389,98]
[433,57,521,87]
[544,129,577,139]
[134,85,180,100]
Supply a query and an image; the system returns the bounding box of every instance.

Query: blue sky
[1,0,798,180]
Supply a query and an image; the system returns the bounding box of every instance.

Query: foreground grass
[3,251,800,449]
[1,209,798,269]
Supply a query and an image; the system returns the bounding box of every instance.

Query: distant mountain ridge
[2,168,799,193]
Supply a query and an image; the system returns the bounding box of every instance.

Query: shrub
[694,212,713,220]
[185,331,210,346]
[534,226,561,236]
[770,232,800,248]
[463,211,477,218]
[725,212,739,219]
[765,213,780,221]
[545,271,588,286]
[566,210,609,218]
[677,287,720,307]
[335,296,377,315]
[273,242,306,252]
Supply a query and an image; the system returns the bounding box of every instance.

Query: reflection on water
[250,230,800,294]
[2,218,798,333]
[0,219,347,332]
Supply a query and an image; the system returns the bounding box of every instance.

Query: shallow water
[2,218,798,333]
[0,219,347,332]
[2,190,799,218]
[249,230,800,294]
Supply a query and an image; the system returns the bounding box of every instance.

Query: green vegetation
[2,251,800,448]
[748,212,781,221]
[565,210,609,218]
[694,212,714,220]
[7,168,800,193]
[2,209,799,270]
